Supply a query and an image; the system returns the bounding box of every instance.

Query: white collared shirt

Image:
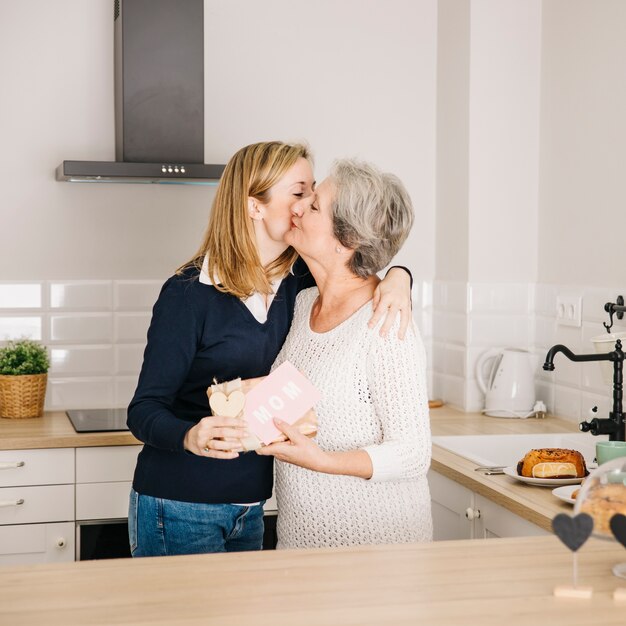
[199,254,291,323]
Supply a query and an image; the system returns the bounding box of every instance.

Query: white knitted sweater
[273,287,432,549]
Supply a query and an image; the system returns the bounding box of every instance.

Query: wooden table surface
[0,406,621,624]
[0,535,624,625]
[0,410,140,449]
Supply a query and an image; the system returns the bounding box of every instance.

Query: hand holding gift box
[207,362,320,452]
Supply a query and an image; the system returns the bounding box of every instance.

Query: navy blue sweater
[127,260,314,504]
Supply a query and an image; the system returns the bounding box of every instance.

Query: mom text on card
[243,361,321,445]
[250,382,304,424]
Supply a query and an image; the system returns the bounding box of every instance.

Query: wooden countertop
[0,406,576,530]
[0,535,624,625]
[0,406,587,531]
[429,406,582,532]
[0,411,140,449]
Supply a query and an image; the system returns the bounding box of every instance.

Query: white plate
[502,466,585,486]
[552,485,580,505]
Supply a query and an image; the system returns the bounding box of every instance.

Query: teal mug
[596,441,626,466]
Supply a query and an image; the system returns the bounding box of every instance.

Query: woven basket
[0,373,47,419]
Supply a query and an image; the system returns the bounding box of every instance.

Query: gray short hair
[329,159,414,277]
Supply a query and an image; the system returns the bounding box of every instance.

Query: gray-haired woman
[256,159,432,549]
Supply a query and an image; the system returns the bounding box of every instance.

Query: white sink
[432,433,607,468]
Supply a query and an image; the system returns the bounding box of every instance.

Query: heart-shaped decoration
[610,513,626,549]
[209,390,245,417]
[552,513,594,552]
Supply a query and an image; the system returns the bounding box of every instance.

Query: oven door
[76,519,131,560]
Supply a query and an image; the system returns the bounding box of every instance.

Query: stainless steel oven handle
[0,461,25,470]
[0,498,25,507]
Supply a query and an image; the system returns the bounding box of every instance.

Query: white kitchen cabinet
[0,448,74,487]
[428,470,473,540]
[473,494,548,539]
[76,446,141,520]
[428,470,549,541]
[0,522,74,565]
[0,448,75,564]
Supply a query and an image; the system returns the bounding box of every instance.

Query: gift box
[207,362,319,452]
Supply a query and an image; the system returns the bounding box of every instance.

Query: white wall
[435,0,470,283]
[538,0,626,287]
[0,0,437,281]
[468,0,541,283]
[4,0,624,417]
[432,0,541,411]
[0,0,437,409]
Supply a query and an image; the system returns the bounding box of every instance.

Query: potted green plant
[0,339,50,419]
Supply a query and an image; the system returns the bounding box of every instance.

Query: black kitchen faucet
[542,298,626,441]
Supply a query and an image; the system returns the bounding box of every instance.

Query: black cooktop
[66,408,129,433]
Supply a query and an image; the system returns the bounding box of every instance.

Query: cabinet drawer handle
[0,461,25,470]
[0,498,25,508]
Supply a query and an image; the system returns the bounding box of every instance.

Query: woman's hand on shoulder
[184,415,248,459]
[369,267,411,339]
[256,419,330,472]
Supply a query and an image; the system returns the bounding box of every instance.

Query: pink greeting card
[243,361,321,445]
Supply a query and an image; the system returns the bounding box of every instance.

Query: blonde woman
[127,142,413,556]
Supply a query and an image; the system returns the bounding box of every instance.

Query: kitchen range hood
[56,0,225,185]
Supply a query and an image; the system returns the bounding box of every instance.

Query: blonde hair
[180,141,311,298]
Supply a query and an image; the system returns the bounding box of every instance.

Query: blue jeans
[128,488,265,557]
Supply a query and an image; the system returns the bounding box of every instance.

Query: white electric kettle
[475,348,537,418]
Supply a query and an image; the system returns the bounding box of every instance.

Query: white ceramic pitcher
[475,348,536,418]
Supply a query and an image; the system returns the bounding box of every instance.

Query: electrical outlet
[556,294,582,327]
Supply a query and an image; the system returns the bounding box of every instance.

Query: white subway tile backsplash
[1,275,618,413]
[116,344,145,375]
[469,346,492,386]
[49,346,115,377]
[534,283,557,316]
[552,323,584,353]
[433,312,466,345]
[534,315,556,350]
[441,374,466,410]
[47,378,114,410]
[0,316,42,341]
[415,309,432,340]
[554,384,582,421]
[115,377,140,406]
[445,282,468,314]
[431,373,445,403]
[581,287,621,324]
[419,281,432,309]
[0,284,42,309]
[49,313,113,343]
[464,382,484,413]
[114,313,151,343]
[114,280,162,311]
[443,345,465,378]
[581,392,612,421]
[581,359,611,393]
[430,280,625,418]
[553,356,581,388]
[0,278,156,409]
[534,380,554,414]
[468,283,531,314]
[431,342,445,374]
[50,281,112,310]
[468,314,531,347]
